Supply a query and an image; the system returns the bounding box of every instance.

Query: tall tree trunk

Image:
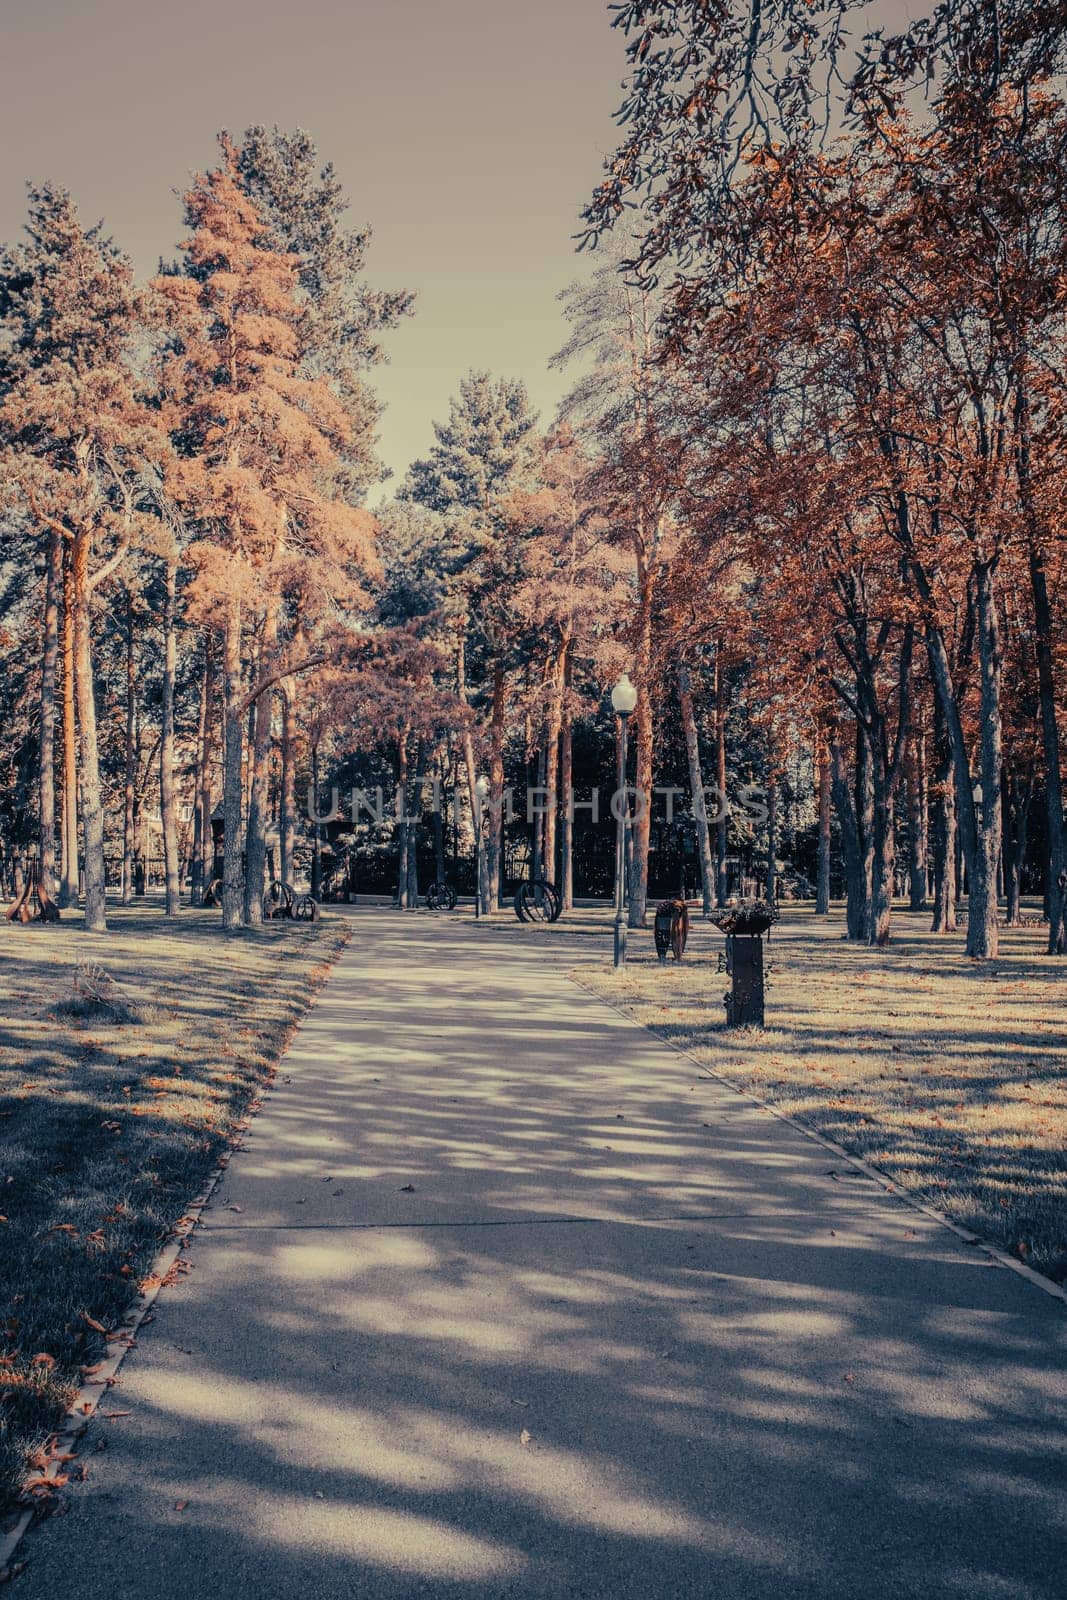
[38,530,62,899]
[190,639,211,904]
[221,599,245,932]
[455,624,481,906]
[627,591,654,929]
[71,533,107,932]
[543,647,566,888]
[764,776,778,907]
[59,549,79,907]
[531,737,546,884]
[560,652,574,911]
[677,661,714,916]
[1016,386,1066,951]
[432,746,447,886]
[1027,542,1067,952]
[968,561,1003,958]
[831,727,872,941]
[914,557,997,957]
[1002,769,1031,928]
[121,590,137,905]
[905,728,928,912]
[396,723,411,908]
[815,720,831,915]
[310,742,323,901]
[715,656,729,906]
[486,662,506,912]
[244,601,278,926]
[930,696,958,932]
[868,776,896,946]
[160,555,180,916]
[853,727,875,943]
[866,714,898,948]
[279,682,296,888]
[195,637,217,902]
[407,739,426,909]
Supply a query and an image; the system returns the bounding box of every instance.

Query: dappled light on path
[14,912,1066,1600]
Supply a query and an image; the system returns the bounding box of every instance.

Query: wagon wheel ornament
[514,879,562,924]
[263,880,296,920]
[425,880,457,911]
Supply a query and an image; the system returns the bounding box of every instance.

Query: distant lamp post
[611,673,638,967]
[474,773,490,920]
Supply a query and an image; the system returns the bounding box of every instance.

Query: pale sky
[0,0,622,491]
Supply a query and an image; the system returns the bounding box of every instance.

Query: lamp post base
[613,914,627,968]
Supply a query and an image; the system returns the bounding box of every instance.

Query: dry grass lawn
[0,904,348,1516]
[566,903,1067,1287]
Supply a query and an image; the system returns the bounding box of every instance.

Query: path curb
[0,1146,232,1584]
[569,972,1067,1309]
[0,922,352,1585]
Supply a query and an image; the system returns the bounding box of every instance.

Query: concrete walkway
[16,913,1066,1599]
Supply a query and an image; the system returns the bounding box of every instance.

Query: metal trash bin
[654,898,689,963]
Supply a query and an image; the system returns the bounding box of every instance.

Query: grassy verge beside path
[0,905,348,1515]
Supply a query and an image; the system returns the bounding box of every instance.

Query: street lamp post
[474,773,490,920]
[611,673,637,967]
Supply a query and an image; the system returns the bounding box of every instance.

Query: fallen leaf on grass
[22,1472,69,1495]
[519,1429,532,1446]
[174,1499,189,1512]
[81,1313,108,1334]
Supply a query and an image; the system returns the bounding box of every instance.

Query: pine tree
[0,186,164,931]
[156,137,377,930]
[406,372,539,907]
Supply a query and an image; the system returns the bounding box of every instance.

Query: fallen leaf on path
[399,1184,415,1192]
[174,1500,189,1512]
[519,1429,531,1446]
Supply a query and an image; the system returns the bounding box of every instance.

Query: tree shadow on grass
[12,913,1066,1599]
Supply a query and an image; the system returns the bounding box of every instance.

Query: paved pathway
[15,913,1066,1598]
